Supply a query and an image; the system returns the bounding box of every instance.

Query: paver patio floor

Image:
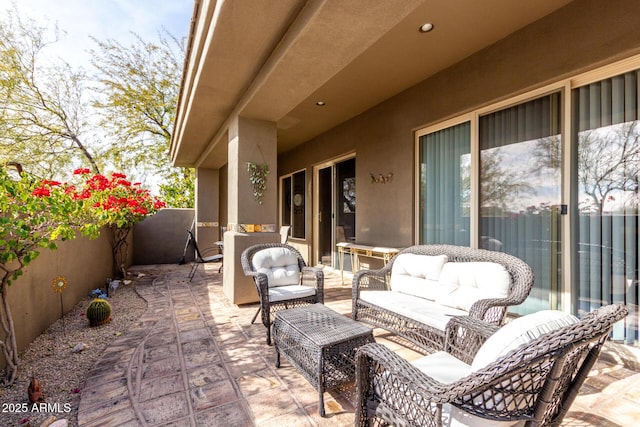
[77,263,640,426]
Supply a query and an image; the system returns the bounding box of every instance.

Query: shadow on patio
[77,263,640,426]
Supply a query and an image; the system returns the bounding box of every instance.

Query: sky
[0,0,193,69]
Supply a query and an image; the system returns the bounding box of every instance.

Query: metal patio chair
[187,230,223,281]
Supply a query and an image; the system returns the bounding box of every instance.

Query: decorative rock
[39,416,57,427]
[28,376,44,403]
[109,280,120,294]
[71,342,89,353]
[48,419,68,427]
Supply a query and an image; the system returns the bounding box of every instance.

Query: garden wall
[1,208,194,371]
[132,208,195,265]
[1,229,114,370]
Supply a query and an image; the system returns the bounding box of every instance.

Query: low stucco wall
[2,229,114,369]
[133,208,195,265]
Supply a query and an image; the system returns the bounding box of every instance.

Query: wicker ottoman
[273,303,374,416]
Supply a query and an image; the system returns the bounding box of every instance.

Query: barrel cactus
[87,298,112,327]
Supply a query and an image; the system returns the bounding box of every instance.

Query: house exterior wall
[278,0,640,255]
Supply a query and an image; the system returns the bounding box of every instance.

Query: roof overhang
[170,0,574,169]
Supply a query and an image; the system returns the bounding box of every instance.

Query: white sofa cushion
[471,310,579,371]
[268,285,316,302]
[436,262,510,311]
[390,254,449,299]
[252,247,300,287]
[360,291,467,331]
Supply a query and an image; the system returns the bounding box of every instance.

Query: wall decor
[370,172,393,184]
[247,161,270,204]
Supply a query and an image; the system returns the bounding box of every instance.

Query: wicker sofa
[352,245,534,353]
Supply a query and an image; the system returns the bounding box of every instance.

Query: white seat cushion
[436,262,510,311]
[391,351,524,427]
[252,247,300,287]
[360,291,467,331]
[412,351,472,383]
[268,285,316,302]
[412,353,524,426]
[444,405,525,427]
[471,310,579,371]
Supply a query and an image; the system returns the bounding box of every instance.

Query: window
[281,170,306,239]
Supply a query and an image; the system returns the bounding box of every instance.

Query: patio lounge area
[77,263,640,427]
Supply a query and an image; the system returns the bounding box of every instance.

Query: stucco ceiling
[171,0,574,169]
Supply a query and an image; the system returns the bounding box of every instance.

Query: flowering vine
[69,168,166,277]
[1,167,89,385]
[1,165,164,386]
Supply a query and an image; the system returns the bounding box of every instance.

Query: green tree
[0,11,101,179]
[159,168,195,208]
[90,31,194,207]
[0,8,194,205]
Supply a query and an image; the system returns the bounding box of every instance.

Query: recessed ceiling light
[419,22,434,33]
[316,101,326,106]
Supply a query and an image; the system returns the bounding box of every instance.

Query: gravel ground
[0,280,147,427]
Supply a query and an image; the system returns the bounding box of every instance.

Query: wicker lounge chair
[352,245,534,353]
[241,243,324,344]
[355,303,628,427]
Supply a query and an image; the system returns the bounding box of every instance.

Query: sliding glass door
[418,121,471,246]
[416,65,640,346]
[479,93,563,314]
[316,157,356,269]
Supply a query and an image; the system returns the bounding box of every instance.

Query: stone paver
[77,263,640,426]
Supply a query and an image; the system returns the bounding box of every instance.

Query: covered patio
[76,264,640,426]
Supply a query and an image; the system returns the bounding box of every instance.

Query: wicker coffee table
[273,303,374,416]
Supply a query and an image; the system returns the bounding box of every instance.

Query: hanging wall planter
[247,161,269,204]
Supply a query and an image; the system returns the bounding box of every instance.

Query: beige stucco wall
[2,230,114,369]
[133,208,195,265]
[278,0,640,257]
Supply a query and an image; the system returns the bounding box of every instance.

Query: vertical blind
[418,121,471,246]
[573,71,640,344]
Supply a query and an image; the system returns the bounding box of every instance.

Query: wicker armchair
[241,243,324,344]
[355,303,629,427]
[352,244,534,353]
